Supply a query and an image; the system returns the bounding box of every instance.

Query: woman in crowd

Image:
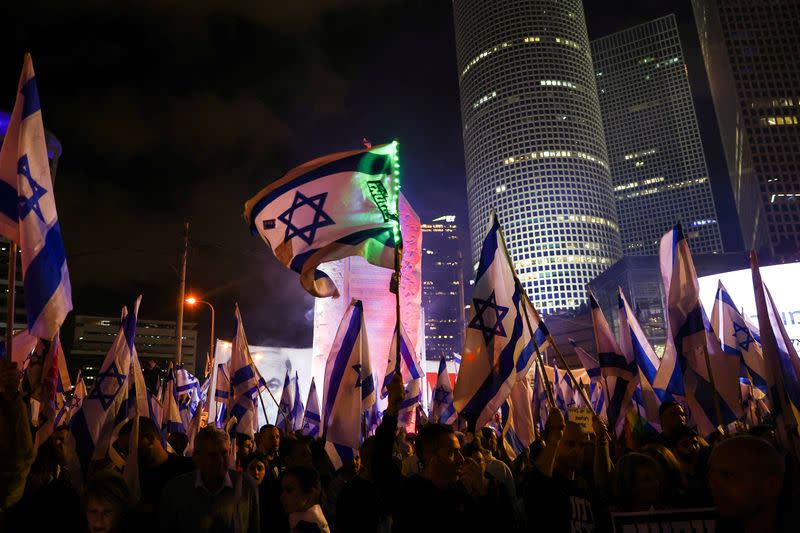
[281,465,330,533]
[612,453,664,513]
[82,470,132,533]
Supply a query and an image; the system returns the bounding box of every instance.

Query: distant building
[692,0,800,256]
[592,15,726,255]
[70,315,198,387]
[421,215,465,361]
[453,0,622,314]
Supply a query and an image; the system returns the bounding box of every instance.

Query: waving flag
[501,374,534,459]
[712,282,768,400]
[34,334,71,448]
[399,378,422,433]
[589,380,607,420]
[382,322,424,398]
[589,292,637,436]
[244,143,400,297]
[0,54,71,339]
[520,295,551,374]
[618,290,664,431]
[70,301,138,470]
[291,371,305,432]
[323,299,371,451]
[161,365,185,435]
[69,370,87,422]
[175,366,201,428]
[213,362,230,427]
[301,377,321,438]
[570,339,600,384]
[432,357,456,424]
[454,213,534,427]
[660,225,740,434]
[276,370,293,431]
[229,305,266,437]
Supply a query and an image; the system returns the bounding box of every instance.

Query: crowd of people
[1,361,798,533]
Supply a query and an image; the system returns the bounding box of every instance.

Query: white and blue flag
[291,371,305,432]
[453,213,534,428]
[161,365,185,435]
[712,281,768,399]
[399,378,422,433]
[501,374,534,460]
[618,289,664,431]
[70,300,139,471]
[276,370,293,431]
[589,291,637,436]
[229,305,266,437]
[176,366,201,428]
[301,377,321,438]
[0,54,71,339]
[382,321,424,398]
[323,299,371,451]
[213,362,230,427]
[432,356,456,424]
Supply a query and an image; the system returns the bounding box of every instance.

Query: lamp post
[185,296,215,375]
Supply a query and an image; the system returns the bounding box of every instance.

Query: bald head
[709,436,784,520]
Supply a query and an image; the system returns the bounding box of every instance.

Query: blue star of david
[352,364,363,388]
[86,363,127,410]
[17,155,48,223]
[277,191,335,245]
[468,291,509,345]
[733,322,755,351]
[433,385,451,404]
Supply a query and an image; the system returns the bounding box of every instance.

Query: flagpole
[175,222,189,365]
[390,141,402,376]
[5,241,17,354]
[494,214,556,409]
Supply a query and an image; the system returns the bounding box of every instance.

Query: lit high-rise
[453,0,622,314]
[692,0,800,255]
[592,15,724,255]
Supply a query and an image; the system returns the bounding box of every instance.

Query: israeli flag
[0,54,71,339]
[301,377,321,438]
[762,283,800,437]
[618,289,664,432]
[291,371,305,432]
[590,291,637,436]
[161,365,185,435]
[323,299,371,451]
[229,305,266,437]
[382,322,424,398]
[176,366,201,423]
[432,356,456,424]
[213,362,230,427]
[570,339,600,384]
[398,378,422,433]
[34,334,71,448]
[712,282,768,398]
[501,374,534,460]
[454,213,534,428]
[70,299,139,471]
[276,370,293,431]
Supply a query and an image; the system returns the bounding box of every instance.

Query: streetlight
[185,295,215,377]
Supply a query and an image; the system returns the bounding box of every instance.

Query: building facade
[592,15,725,256]
[71,315,198,387]
[421,215,465,361]
[453,0,622,314]
[692,0,800,256]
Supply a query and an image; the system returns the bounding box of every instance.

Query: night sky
[0,0,740,364]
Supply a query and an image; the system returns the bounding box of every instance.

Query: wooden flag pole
[5,241,17,355]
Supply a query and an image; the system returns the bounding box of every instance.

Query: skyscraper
[692,0,800,255]
[453,0,622,314]
[592,15,724,255]
[421,215,465,361]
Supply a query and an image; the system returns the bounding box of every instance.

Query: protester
[257,424,282,478]
[335,437,387,533]
[476,428,516,500]
[82,470,132,533]
[668,425,711,505]
[117,416,193,524]
[657,401,687,444]
[244,453,268,485]
[639,443,688,507]
[236,433,256,471]
[281,465,330,533]
[159,426,259,533]
[612,452,663,512]
[709,436,792,532]
[523,409,612,532]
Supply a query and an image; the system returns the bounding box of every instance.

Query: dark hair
[479,427,497,444]
[259,424,278,434]
[461,440,485,459]
[236,433,254,446]
[417,424,455,466]
[614,453,661,509]
[119,416,161,439]
[244,452,268,470]
[82,470,131,513]
[282,465,321,494]
[658,400,682,418]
